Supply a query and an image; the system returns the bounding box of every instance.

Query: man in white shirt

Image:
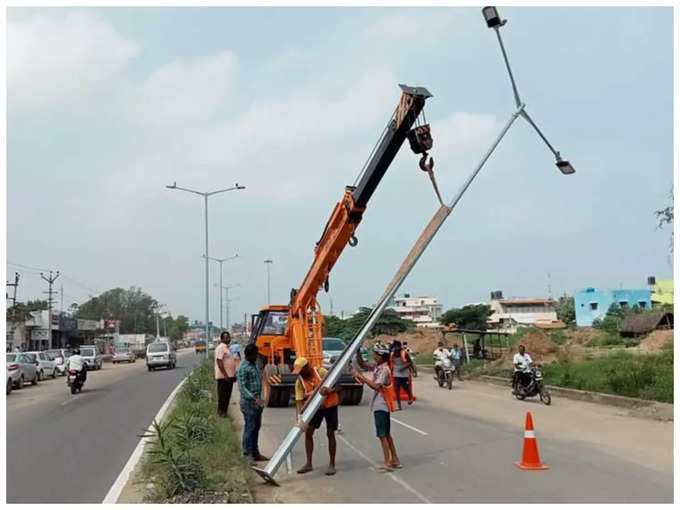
[67,349,87,382]
[432,341,450,379]
[512,344,533,393]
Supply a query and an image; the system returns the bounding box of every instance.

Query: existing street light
[204,253,238,329]
[264,259,273,303]
[215,283,240,332]
[483,5,576,175]
[166,181,245,350]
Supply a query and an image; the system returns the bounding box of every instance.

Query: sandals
[376,466,393,473]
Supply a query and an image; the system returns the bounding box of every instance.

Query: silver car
[146,342,176,371]
[46,349,69,375]
[112,348,136,364]
[6,353,39,389]
[79,345,103,370]
[25,351,58,380]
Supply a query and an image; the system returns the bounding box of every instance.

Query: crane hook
[419,152,434,173]
[348,235,358,247]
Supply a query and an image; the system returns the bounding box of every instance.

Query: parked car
[79,345,103,370]
[24,351,58,380]
[6,353,39,389]
[112,347,136,364]
[322,337,369,369]
[46,349,69,375]
[147,341,176,371]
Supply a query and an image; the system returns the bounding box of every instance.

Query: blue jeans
[241,406,263,457]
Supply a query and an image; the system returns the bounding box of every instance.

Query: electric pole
[215,284,239,332]
[6,272,19,310]
[40,271,60,349]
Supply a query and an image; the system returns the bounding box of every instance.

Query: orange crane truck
[248,84,433,407]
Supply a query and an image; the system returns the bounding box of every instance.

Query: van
[146,342,176,371]
[79,345,103,370]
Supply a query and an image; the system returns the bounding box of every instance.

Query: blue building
[574,288,652,327]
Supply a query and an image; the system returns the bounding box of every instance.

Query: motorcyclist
[432,341,450,379]
[67,348,87,383]
[512,344,532,394]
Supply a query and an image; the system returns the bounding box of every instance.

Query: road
[6,348,200,503]
[255,374,673,504]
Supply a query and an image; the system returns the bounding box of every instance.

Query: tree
[554,295,575,326]
[6,299,48,321]
[167,315,190,341]
[439,304,493,331]
[323,308,415,341]
[77,287,159,335]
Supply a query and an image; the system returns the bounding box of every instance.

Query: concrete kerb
[416,365,672,417]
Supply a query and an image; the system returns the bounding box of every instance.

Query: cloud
[8,11,140,112]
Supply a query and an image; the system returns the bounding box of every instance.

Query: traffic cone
[514,412,549,470]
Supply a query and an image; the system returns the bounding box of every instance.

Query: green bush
[142,356,255,503]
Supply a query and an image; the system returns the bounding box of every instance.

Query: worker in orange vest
[389,340,415,409]
[293,357,340,476]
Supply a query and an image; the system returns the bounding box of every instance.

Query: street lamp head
[166,181,177,189]
[482,6,506,29]
[235,183,246,190]
[556,158,576,175]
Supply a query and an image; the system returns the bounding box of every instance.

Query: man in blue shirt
[449,343,463,380]
[236,344,268,462]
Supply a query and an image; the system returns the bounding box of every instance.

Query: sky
[5,6,675,327]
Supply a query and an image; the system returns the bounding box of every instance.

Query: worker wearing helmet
[293,357,340,476]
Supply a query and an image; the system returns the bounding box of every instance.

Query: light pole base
[252,466,279,486]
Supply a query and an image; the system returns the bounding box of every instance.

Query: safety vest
[375,364,396,412]
[299,368,340,408]
[389,349,410,371]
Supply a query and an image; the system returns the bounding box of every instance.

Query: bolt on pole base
[252,467,280,486]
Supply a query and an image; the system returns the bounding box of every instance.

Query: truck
[116,333,151,359]
[249,84,433,407]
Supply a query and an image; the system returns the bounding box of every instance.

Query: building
[487,291,558,333]
[574,287,652,327]
[619,311,673,338]
[388,294,443,328]
[651,279,673,306]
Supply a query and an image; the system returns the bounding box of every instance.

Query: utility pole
[215,284,240,332]
[40,271,60,350]
[6,272,19,309]
[264,259,273,303]
[60,285,64,314]
[547,272,552,300]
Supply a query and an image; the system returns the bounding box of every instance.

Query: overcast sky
[6,6,674,326]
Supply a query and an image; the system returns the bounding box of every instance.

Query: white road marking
[391,417,428,436]
[337,434,432,504]
[102,377,187,503]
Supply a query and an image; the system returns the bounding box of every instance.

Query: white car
[146,342,176,371]
[112,349,136,364]
[46,349,69,375]
[24,351,58,380]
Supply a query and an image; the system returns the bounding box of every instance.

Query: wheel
[148,366,152,372]
[71,385,77,395]
[17,375,24,389]
[7,379,12,395]
[32,373,38,385]
[38,370,43,381]
[539,387,552,405]
[52,369,57,379]
[437,376,444,388]
[447,374,453,390]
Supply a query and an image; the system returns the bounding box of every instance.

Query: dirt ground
[372,328,443,355]
[636,329,673,353]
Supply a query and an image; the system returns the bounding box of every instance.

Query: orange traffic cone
[514,412,549,470]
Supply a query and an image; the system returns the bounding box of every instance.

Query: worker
[236,344,268,463]
[433,341,450,379]
[294,357,340,476]
[215,332,236,417]
[352,345,402,472]
[389,340,414,409]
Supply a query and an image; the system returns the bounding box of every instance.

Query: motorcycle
[434,357,454,390]
[513,365,551,405]
[67,369,85,394]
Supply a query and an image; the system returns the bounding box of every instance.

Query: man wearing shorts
[294,357,340,476]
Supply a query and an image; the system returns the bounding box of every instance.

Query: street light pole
[165,181,245,355]
[204,254,238,329]
[215,283,240,332]
[264,259,273,302]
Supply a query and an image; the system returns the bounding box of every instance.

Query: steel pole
[204,194,210,355]
[219,261,224,330]
[253,106,524,485]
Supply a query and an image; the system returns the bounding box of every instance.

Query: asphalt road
[254,373,673,504]
[6,349,200,503]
